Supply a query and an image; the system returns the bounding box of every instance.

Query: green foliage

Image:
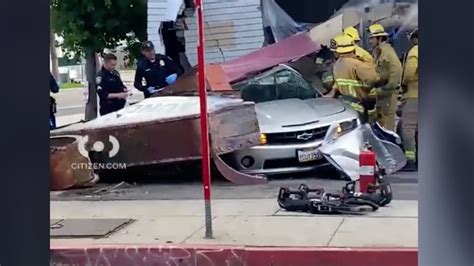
[58,56,81,66]
[60,82,85,89]
[124,39,143,68]
[50,0,147,56]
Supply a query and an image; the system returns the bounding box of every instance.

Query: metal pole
[196,0,213,239]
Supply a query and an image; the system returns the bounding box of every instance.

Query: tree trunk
[84,49,98,121]
[50,29,59,80]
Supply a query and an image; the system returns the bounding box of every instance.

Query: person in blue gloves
[133,41,182,98]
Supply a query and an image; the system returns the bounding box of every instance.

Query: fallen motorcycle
[342,178,393,207]
[278,183,379,215]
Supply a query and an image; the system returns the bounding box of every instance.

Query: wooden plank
[201,0,258,10]
[186,17,262,30]
[189,49,251,61]
[147,28,159,34]
[185,29,263,42]
[185,23,263,36]
[186,37,263,49]
[185,11,262,23]
[186,41,263,52]
[148,21,162,29]
[187,42,262,56]
[148,2,169,9]
[148,8,169,16]
[202,0,243,3]
[148,15,170,22]
[200,5,259,16]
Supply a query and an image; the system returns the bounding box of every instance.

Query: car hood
[255,98,347,133]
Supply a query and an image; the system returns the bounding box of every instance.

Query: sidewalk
[50,198,418,265]
[50,199,418,247]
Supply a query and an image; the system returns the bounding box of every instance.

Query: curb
[50,244,418,266]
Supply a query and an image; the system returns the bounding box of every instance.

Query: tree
[51,0,146,120]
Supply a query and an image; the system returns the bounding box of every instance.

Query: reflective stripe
[335,78,371,99]
[335,78,370,88]
[339,96,376,114]
[405,150,416,160]
[368,89,377,97]
[323,76,334,83]
[335,79,358,98]
[348,102,365,113]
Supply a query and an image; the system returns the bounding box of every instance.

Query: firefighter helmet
[368,24,388,38]
[344,26,361,42]
[331,34,356,54]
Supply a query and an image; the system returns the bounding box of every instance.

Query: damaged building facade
[147,0,416,71]
[146,0,350,70]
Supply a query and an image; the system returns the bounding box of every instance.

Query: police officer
[368,23,402,131]
[134,41,182,98]
[96,53,129,116]
[328,34,384,123]
[343,26,374,64]
[400,28,418,171]
[50,73,59,129]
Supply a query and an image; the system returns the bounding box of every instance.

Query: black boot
[401,160,417,172]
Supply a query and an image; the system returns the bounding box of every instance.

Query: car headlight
[259,133,268,145]
[334,119,358,139]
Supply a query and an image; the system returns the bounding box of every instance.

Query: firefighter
[344,26,379,100]
[134,41,182,98]
[368,23,402,131]
[320,44,337,93]
[96,54,129,116]
[343,26,374,63]
[328,34,383,123]
[400,28,418,171]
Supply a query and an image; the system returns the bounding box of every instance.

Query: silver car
[225,64,360,176]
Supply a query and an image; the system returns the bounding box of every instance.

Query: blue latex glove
[165,73,178,85]
[146,87,158,94]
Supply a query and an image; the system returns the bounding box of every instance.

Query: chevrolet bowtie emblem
[296,132,314,141]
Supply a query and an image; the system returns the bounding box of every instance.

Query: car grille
[263,157,327,169]
[266,126,330,144]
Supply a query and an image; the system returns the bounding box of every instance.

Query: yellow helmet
[368,24,388,38]
[343,26,360,42]
[330,34,355,54]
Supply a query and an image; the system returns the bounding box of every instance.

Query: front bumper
[228,139,331,175]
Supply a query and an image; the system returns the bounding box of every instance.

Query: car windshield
[232,67,321,104]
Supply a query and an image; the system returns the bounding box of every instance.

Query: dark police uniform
[134,54,182,98]
[50,73,59,129]
[96,67,127,115]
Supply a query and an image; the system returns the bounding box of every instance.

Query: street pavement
[51,171,417,201]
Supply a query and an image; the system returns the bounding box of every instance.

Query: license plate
[297,148,323,162]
